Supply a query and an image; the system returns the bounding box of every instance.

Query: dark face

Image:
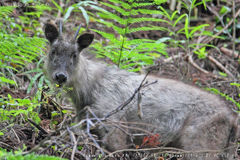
[47,40,78,86]
[44,23,94,86]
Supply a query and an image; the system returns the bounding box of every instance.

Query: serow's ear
[77,33,94,51]
[45,23,59,44]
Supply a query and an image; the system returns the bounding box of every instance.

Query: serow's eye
[52,50,55,54]
[73,54,77,59]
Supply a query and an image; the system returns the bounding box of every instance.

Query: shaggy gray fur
[44,23,238,160]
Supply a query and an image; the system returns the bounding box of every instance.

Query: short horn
[73,23,82,41]
[59,19,62,34]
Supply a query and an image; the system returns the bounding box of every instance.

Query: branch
[204,8,240,45]
[220,47,240,59]
[188,54,228,80]
[27,118,48,134]
[207,55,236,80]
[105,70,157,119]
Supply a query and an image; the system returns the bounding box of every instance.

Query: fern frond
[92,0,168,70]
[97,12,128,25]
[131,9,163,15]
[0,36,46,68]
[121,62,148,70]
[154,0,168,5]
[0,64,17,71]
[108,0,132,9]
[129,17,171,25]
[100,2,130,16]
[94,18,125,34]
[125,39,155,46]
[127,26,170,33]
[132,2,154,7]
[123,54,155,62]
[91,29,120,44]
[135,43,167,56]
[136,42,166,49]
[92,45,120,63]
[0,6,16,19]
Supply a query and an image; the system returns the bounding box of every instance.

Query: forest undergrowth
[0,0,240,159]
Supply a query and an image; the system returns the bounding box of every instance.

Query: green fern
[0,147,67,160]
[157,2,216,59]
[0,6,47,87]
[91,0,167,71]
[205,88,240,109]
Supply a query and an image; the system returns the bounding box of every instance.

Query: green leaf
[125,39,155,46]
[230,83,240,87]
[7,94,12,99]
[132,9,163,15]
[155,37,171,43]
[98,12,128,25]
[184,16,189,39]
[27,72,43,93]
[0,77,16,85]
[129,17,171,25]
[62,110,68,114]
[132,2,154,7]
[159,6,171,20]
[63,6,74,21]
[87,4,110,13]
[79,6,89,27]
[193,0,212,10]
[38,76,44,90]
[107,0,131,9]
[52,112,58,117]
[127,26,170,33]
[149,53,160,58]
[171,10,179,21]
[201,0,207,10]
[220,6,231,16]
[93,18,124,34]
[154,0,167,5]
[219,72,227,77]
[17,99,31,106]
[91,29,120,44]
[21,69,42,74]
[194,47,207,58]
[189,24,209,36]
[100,2,130,16]
[181,0,189,10]
[52,0,63,13]
[174,14,187,27]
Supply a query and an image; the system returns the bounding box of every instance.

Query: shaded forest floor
[0,0,240,159]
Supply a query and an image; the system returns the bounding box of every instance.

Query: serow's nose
[55,73,67,84]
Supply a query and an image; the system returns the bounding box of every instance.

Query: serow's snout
[55,73,67,84]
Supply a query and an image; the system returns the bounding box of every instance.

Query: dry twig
[207,55,236,80]
[220,47,240,59]
[27,118,48,134]
[204,8,240,45]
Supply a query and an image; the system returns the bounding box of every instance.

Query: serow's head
[44,21,94,86]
